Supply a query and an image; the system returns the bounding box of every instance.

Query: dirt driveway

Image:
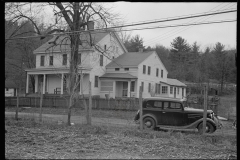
[5,111,236,136]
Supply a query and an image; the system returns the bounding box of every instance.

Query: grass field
[5,116,236,159]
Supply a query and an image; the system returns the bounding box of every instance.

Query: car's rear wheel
[198,122,215,134]
[143,117,156,130]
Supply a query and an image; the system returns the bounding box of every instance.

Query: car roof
[143,97,185,103]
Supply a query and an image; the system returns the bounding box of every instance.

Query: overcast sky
[107,2,237,51]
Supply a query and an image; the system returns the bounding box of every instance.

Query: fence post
[139,86,143,131]
[15,88,19,120]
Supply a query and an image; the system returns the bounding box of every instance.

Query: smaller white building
[5,81,17,97]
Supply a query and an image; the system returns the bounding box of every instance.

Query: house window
[143,65,146,74]
[104,45,107,51]
[131,81,135,92]
[40,56,45,66]
[100,55,103,66]
[124,68,129,71]
[62,54,67,65]
[101,81,113,91]
[115,68,120,71]
[148,66,151,75]
[49,56,53,66]
[161,70,163,78]
[148,83,151,92]
[141,82,144,91]
[170,86,173,94]
[6,88,8,91]
[94,76,99,87]
[162,86,168,94]
[156,68,159,77]
[155,83,161,94]
[177,87,179,94]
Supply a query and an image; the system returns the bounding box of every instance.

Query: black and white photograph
[5,2,236,159]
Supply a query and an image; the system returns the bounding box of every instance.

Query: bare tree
[6,2,120,125]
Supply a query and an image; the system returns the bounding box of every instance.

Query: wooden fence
[5,97,140,111]
[5,96,218,113]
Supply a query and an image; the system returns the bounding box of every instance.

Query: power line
[117,19,236,32]
[144,3,236,46]
[5,8,236,41]
[144,3,227,45]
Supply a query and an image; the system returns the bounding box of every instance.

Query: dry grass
[5,117,236,159]
[217,94,236,119]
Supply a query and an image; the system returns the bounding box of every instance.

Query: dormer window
[100,55,103,66]
[124,68,129,71]
[49,56,53,66]
[40,56,45,66]
[115,68,120,71]
[104,45,107,51]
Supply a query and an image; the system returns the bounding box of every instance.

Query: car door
[143,100,164,125]
[161,101,187,126]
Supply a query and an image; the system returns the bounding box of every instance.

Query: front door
[122,82,128,97]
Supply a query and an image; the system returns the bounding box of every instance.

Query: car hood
[184,107,213,114]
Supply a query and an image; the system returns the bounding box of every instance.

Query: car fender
[142,114,158,124]
[196,118,217,129]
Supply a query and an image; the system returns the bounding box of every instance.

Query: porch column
[127,80,131,97]
[61,73,64,94]
[43,74,46,94]
[26,73,29,93]
[35,75,38,93]
[112,81,116,98]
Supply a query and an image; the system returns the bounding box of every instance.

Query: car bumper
[214,116,222,129]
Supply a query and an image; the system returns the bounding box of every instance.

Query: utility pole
[139,85,143,130]
[202,85,208,134]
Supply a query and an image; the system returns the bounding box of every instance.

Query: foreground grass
[5,117,236,159]
[5,107,136,120]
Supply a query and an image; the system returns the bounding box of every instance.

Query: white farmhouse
[100,49,187,99]
[25,23,186,99]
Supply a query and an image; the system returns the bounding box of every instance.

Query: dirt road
[5,111,236,136]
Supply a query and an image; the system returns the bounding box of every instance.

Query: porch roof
[99,73,137,79]
[160,78,187,87]
[25,67,91,74]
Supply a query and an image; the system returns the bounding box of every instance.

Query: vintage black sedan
[134,97,221,133]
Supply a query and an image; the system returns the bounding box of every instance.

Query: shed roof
[161,78,187,87]
[5,81,17,88]
[106,51,154,68]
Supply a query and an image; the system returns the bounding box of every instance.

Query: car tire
[198,122,215,134]
[143,117,156,130]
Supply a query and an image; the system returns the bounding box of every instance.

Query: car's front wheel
[197,122,215,134]
[143,117,156,130]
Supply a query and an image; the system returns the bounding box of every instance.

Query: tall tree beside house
[170,36,191,53]
[124,34,145,52]
[212,42,231,93]
[6,2,120,125]
[154,44,171,71]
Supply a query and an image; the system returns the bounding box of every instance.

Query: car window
[154,101,162,108]
[163,102,169,109]
[169,102,182,109]
[145,101,154,108]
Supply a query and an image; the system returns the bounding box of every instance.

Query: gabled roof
[161,78,187,87]
[34,31,108,54]
[5,80,17,88]
[33,29,128,54]
[99,73,137,79]
[106,51,154,68]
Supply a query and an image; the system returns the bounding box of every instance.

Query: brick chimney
[87,21,94,30]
